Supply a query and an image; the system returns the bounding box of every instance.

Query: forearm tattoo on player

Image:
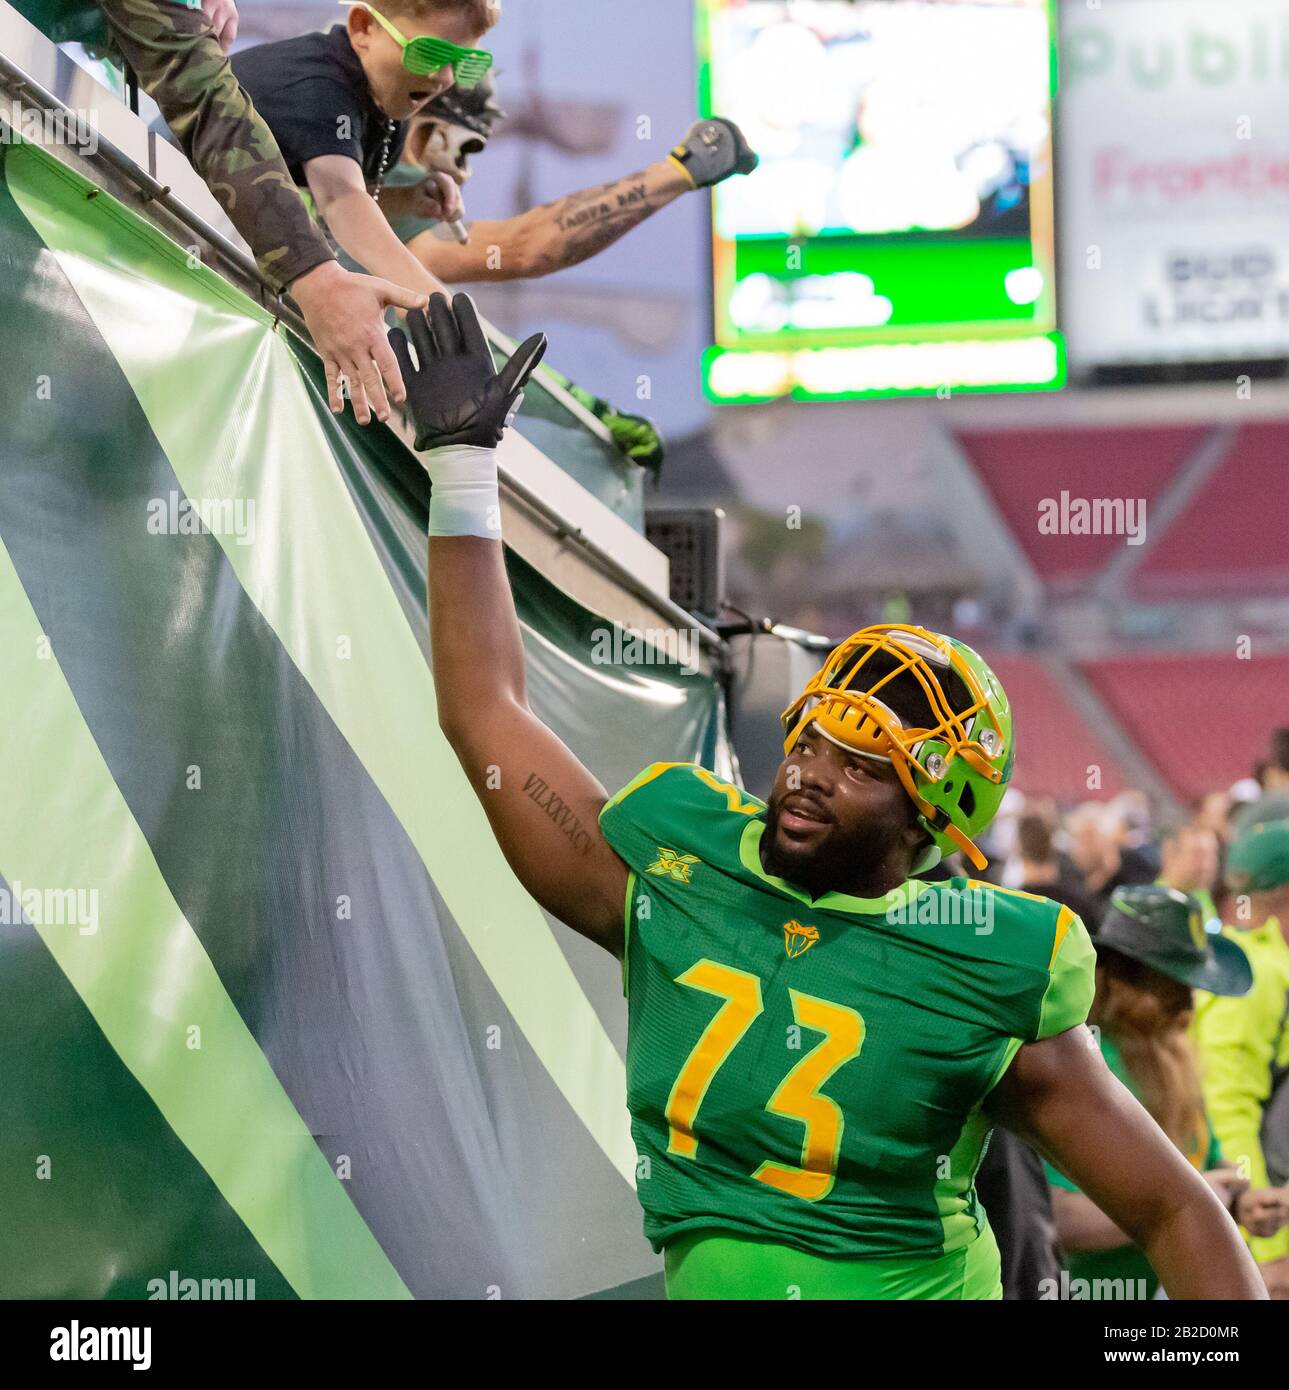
[523,772,594,855]
[545,171,661,264]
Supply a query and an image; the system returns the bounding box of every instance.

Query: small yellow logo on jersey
[647,847,701,883]
[783,920,820,958]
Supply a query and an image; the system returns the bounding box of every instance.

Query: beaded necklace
[371,117,397,202]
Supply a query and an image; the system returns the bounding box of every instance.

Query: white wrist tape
[424,445,501,539]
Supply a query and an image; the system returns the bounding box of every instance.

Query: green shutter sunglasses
[339,3,494,88]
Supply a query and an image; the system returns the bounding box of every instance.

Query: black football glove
[668,117,760,189]
[389,292,548,451]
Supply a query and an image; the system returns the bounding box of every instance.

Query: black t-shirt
[974,1130,1063,1299]
[231,26,407,189]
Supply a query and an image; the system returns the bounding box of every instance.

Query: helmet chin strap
[941,822,989,873]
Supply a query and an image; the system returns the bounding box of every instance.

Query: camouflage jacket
[12,0,335,290]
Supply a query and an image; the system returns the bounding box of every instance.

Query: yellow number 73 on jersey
[664,960,866,1202]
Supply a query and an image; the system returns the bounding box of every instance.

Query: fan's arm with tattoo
[410,162,691,282]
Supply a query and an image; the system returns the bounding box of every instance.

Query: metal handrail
[0,48,300,321]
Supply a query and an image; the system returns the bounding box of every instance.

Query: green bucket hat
[1098,884,1252,996]
[1226,819,1289,895]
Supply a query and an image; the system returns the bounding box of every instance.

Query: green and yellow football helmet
[780,624,1014,872]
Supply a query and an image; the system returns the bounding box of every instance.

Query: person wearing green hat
[1045,884,1288,1298]
[1194,819,1289,1297]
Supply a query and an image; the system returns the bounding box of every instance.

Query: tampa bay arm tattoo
[523,772,596,855]
[538,169,667,269]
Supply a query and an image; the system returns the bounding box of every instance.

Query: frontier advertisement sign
[1060,0,1289,371]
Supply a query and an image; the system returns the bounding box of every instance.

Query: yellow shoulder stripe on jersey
[1049,905,1076,970]
[690,766,763,816]
[607,762,762,817]
[965,879,1054,907]
[605,761,690,807]
[965,880,1079,969]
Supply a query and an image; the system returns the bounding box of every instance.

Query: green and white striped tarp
[0,137,727,1300]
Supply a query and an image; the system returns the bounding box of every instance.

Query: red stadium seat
[1080,651,1289,801]
[957,426,1209,587]
[983,653,1131,801]
[1131,423,1289,598]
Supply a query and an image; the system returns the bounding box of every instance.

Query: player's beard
[762,794,911,900]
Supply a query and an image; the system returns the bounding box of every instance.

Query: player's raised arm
[987,1026,1267,1299]
[396,293,631,954]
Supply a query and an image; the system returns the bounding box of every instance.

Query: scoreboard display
[699,0,1062,402]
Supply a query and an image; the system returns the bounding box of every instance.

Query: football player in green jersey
[399,292,1265,1300]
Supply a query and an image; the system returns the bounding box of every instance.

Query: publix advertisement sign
[1059,0,1289,369]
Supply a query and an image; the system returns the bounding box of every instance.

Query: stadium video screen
[699,0,1062,402]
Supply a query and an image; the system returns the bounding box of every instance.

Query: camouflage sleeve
[95,0,335,291]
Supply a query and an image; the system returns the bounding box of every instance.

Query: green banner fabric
[5,0,109,47]
[0,137,725,1299]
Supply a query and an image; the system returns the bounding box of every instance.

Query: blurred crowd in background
[960,723,1289,1299]
[980,729,1289,925]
